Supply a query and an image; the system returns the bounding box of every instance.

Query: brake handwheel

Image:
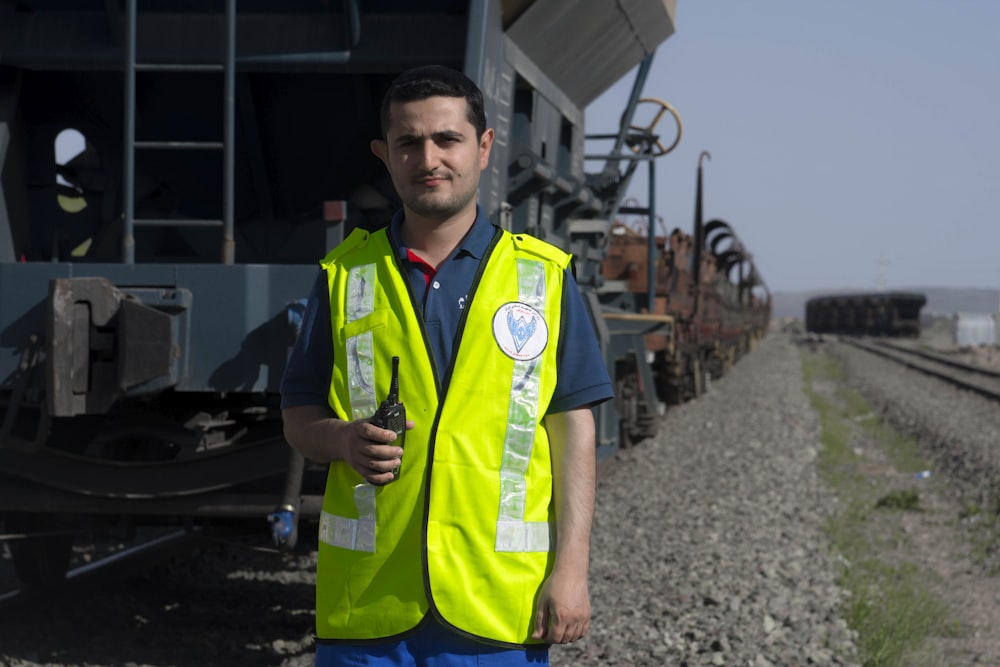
[626,97,683,157]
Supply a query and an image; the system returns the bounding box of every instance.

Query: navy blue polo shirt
[280,207,613,415]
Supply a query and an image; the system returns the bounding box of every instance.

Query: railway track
[0,528,208,613]
[842,337,1000,402]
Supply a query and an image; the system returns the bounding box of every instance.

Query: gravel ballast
[552,335,859,666]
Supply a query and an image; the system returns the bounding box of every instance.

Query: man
[280,65,613,666]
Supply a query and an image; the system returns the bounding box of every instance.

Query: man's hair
[379,65,487,139]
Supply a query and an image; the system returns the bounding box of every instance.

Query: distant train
[805,292,927,337]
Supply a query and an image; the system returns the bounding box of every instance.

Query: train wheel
[633,412,660,443]
[615,359,662,447]
[618,424,632,449]
[691,360,705,398]
[615,367,640,448]
[657,357,684,405]
[5,513,74,589]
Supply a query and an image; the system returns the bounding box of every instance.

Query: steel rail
[871,339,1000,379]
[0,529,203,612]
[843,338,1000,402]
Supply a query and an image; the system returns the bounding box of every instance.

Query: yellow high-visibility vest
[316,225,570,646]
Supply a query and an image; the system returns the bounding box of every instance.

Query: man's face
[371,96,494,222]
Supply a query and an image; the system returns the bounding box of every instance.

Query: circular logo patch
[492,302,548,361]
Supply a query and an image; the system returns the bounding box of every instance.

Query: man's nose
[419,140,442,169]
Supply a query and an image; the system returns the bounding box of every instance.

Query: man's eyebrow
[393,129,465,145]
[393,132,419,144]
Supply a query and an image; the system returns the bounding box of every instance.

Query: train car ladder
[122,0,237,264]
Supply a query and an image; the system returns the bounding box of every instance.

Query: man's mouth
[418,175,448,187]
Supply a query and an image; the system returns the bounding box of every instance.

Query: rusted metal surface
[600,154,772,404]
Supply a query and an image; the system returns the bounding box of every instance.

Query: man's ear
[478,128,495,170]
[371,139,389,168]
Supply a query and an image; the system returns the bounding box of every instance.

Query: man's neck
[400,207,477,269]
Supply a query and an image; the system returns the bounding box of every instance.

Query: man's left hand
[532,568,591,644]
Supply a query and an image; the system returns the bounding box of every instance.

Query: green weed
[801,351,965,666]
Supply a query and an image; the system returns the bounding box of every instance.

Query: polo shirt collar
[388,205,495,262]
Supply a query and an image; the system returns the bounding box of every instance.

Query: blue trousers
[315,617,549,667]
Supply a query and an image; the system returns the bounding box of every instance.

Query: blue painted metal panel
[0,262,318,393]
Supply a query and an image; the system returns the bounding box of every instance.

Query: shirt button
[432,280,441,289]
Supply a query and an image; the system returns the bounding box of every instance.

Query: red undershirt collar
[405,249,437,287]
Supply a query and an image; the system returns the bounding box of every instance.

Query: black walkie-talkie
[370,356,405,479]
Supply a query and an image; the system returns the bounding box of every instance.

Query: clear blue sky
[585,1,1000,294]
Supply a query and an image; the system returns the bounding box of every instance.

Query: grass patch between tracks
[961,504,1000,576]
[801,352,964,667]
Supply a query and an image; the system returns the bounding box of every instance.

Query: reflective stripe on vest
[495,258,551,553]
[346,264,377,421]
[319,483,376,552]
[318,263,380,555]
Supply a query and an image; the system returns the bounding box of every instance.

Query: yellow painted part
[70,237,93,257]
[57,193,87,214]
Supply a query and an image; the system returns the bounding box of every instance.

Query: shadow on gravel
[0,538,319,667]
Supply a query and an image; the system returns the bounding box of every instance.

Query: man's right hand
[281,405,412,484]
[339,418,411,485]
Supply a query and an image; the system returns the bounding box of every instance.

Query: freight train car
[0,0,766,587]
[805,292,926,337]
[600,154,771,412]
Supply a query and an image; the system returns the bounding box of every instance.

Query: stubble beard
[403,175,479,221]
